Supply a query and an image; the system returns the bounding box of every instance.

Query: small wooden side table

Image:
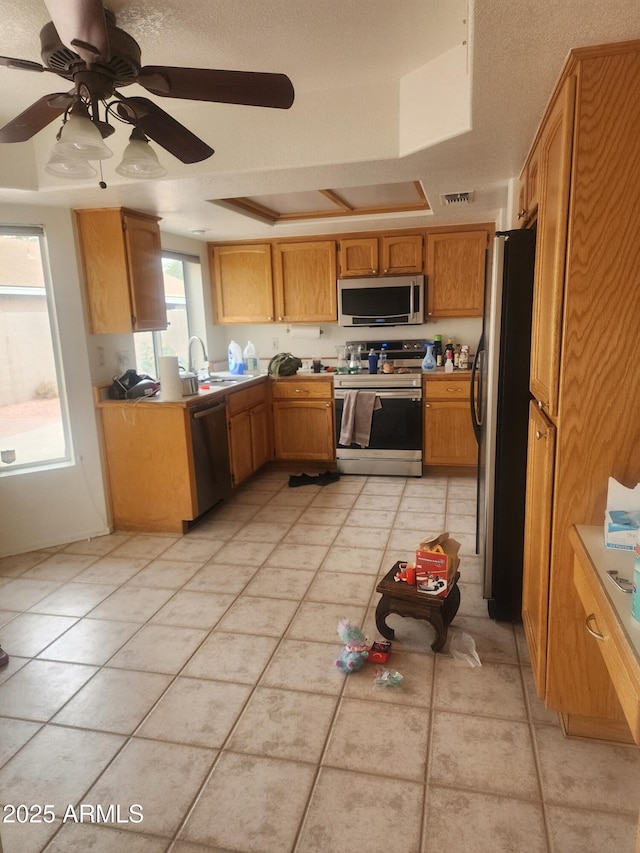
[375,561,461,652]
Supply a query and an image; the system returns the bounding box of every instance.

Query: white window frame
[0,225,73,475]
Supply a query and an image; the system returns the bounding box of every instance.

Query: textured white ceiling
[0,0,639,240]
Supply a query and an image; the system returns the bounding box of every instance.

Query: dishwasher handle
[192,400,227,419]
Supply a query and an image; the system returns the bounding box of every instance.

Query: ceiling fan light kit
[0,0,295,183]
[115,128,166,179]
[44,150,97,179]
[53,101,113,160]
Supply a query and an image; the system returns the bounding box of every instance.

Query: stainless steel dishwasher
[189,398,232,516]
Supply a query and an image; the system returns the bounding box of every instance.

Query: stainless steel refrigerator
[471,228,537,621]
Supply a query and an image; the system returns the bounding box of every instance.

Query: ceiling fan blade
[115,96,214,164]
[0,55,45,73]
[43,0,109,64]
[138,67,295,109]
[0,92,70,142]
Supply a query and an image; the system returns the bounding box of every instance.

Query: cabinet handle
[517,208,528,220]
[585,613,605,641]
[383,268,389,273]
[277,316,283,321]
[425,403,431,408]
[268,316,274,321]
[535,429,545,440]
[371,269,377,274]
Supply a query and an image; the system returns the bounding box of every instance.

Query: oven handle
[334,389,422,401]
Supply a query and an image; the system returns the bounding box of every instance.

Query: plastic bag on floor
[449,629,482,667]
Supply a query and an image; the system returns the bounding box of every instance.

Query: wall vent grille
[440,191,474,206]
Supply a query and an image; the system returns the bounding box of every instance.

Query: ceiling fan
[0,0,295,165]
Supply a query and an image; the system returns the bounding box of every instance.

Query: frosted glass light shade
[44,152,98,179]
[115,136,166,178]
[53,113,113,160]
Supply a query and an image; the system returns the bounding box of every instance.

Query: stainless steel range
[334,339,426,477]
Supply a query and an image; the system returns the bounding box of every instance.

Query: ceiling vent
[440,191,474,206]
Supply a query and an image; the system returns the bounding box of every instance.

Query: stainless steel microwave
[337,275,424,327]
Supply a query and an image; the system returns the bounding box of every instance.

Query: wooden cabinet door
[517,140,540,226]
[250,402,270,471]
[122,212,167,331]
[426,231,488,318]
[380,234,423,274]
[423,400,476,466]
[211,243,274,323]
[272,400,334,460]
[76,208,165,334]
[529,76,576,418]
[272,241,337,322]
[228,409,254,486]
[339,237,379,276]
[521,402,556,698]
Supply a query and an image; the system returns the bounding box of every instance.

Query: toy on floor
[335,619,369,673]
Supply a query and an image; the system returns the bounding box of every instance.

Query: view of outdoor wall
[0,228,69,471]
[134,256,190,377]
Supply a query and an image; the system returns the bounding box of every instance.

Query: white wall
[0,204,110,557]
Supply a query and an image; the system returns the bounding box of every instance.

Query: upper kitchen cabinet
[425,229,490,318]
[210,243,274,323]
[75,207,166,334]
[272,240,337,323]
[338,233,423,277]
[210,239,337,323]
[517,138,541,227]
[529,76,575,418]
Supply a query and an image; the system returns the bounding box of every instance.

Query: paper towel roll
[288,325,322,340]
[158,356,182,401]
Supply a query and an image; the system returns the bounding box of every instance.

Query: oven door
[334,388,423,476]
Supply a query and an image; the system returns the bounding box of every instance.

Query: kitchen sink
[199,377,239,387]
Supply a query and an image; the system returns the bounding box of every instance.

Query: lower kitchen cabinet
[271,377,335,461]
[227,382,270,486]
[98,400,227,534]
[521,401,556,696]
[423,375,476,467]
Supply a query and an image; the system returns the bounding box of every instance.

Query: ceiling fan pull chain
[98,159,106,190]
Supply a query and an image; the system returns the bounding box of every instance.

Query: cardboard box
[415,532,460,596]
[604,478,640,551]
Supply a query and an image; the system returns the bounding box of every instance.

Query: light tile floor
[0,470,639,853]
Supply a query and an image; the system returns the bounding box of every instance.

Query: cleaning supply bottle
[421,342,436,371]
[444,349,454,373]
[228,341,244,375]
[368,348,379,374]
[243,341,258,373]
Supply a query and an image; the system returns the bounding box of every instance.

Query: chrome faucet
[187,336,208,374]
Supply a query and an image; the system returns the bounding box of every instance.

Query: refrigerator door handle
[470,333,484,442]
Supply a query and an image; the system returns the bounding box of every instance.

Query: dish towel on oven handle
[339,390,382,447]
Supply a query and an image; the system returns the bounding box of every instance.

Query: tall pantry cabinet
[521,41,640,741]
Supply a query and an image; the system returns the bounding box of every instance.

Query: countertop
[573,525,640,659]
[95,373,267,409]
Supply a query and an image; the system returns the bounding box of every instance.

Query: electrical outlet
[271,337,279,352]
[96,346,105,367]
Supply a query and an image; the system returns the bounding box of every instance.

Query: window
[134,253,203,377]
[0,226,71,473]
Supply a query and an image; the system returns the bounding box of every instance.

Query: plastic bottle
[444,338,455,365]
[228,341,244,375]
[421,342,436,371]
[368,348,379,374]
[378,352,387,373]
[243,341,258,373]
[433,334,443,367]
[632,530,640,622]
[444,349,454,373]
